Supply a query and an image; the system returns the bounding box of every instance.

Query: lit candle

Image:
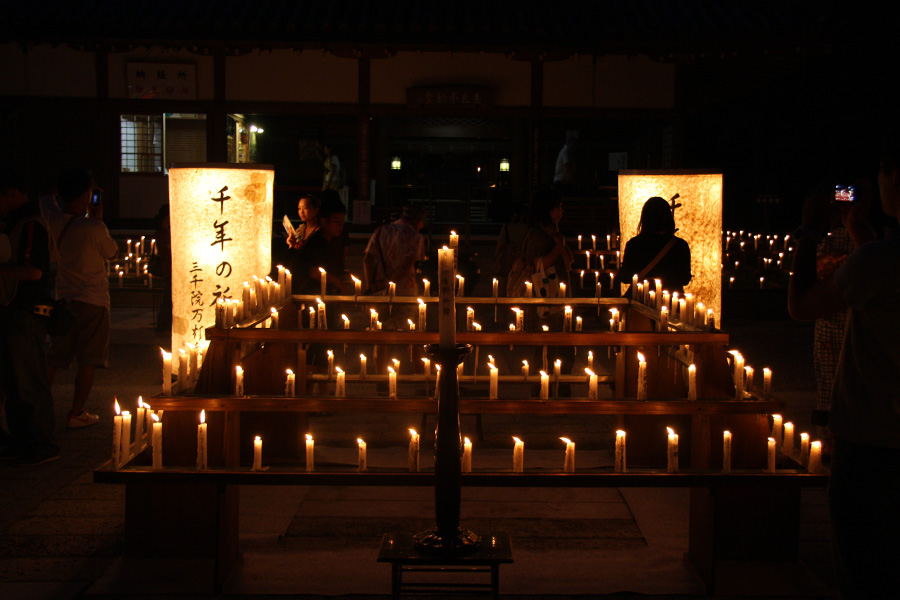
[466,306,475,331]
[771,414,783,453]
[559,282,566,297]
[763,368,772,399]
[554,359,561,387]
[587,350,594,373]
[678,298,686,321]
[270,307,279,329]
[580,270,585,288]
[512,437,524,473]
[136,397,146,446]
[416,298,427,331]
[352,274,361,296]
[316,298,326,330]
[564,305,573,332]
[456,274,465,297]
[522,360,529,379]
[783,422,794,457]
[577,234,582,250]
[688,364,697,400]
[667,427,679,473]
[422,357,431,377]
[438,247,456,348]
[252,435,262,471]
[586,368,598,400]
[632,274,639,300]
[357,438,367,472]
[615,430,626,473]
[388,281,396,297]
[808,441,822,474]
[585,250,591,270]
[161,348,172,395]
[463,437,472,473]
[576,316,582,331]
[767,437,776,473]
[492,277,498,298]
[730,351,745,400]
[285,369,295,396]
[423,278,430,297]
[449,230,459,251]
[151,413,162,470]
[684,293,694,326]
[305,434,314,472]
[235,365,244,396]
[561,437,575,473]
[197,410,207,471]
[360,354,367,380]
[723,430,732,473]
[489,362,499,400]
[637,352,647,400]
[744,366,754,394]
[512,307,524,331]
[407,318,415,332]
[591,234,596,250]
[309,306,316,329]
[369,308,378,330]
[388,366,397,399]
[540,371,549,400]
[800,433,810,466]
[659,305,668,332]
[112,399,122,469]
[649,290,656,311]
[126,239,132,255]
[335,367,346,397]
[408,429,419,472]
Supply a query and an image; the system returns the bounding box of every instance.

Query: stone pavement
[0,289,838,599]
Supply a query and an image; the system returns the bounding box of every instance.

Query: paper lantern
[169,163,274,352]
[618,170,723,319]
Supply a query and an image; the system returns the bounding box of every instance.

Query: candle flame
[370,308,376,315]
[555,359,561,367]
[522,360,528,366]
[388,366,395,374]
[360,354,366,360]
[689,363,696,371]
[255,435,261,443]
[236,365,243,374]
[560,437,572,445]
[306,434,313,442]
[408,319,414,327]
[351,275,360,283]
[335,366,343,374]
[585,368,595,376]
[513,436,522,444]
[418,298,425,306]
[724,430,731,436]
[315,297,323,305]
[151,413,159,423]
[801,432,809,440]
[270,307,278,315]
[114,398,120,415]
[160,347,171,359]
[540,371,548,377]
[768,437,775,443]
[179,348,186,356]
[456,274,463,280]
[342,314,349,322]
[286,369,293,376]
[763,367,772,375]
[309,307,315,314]
[327,350,333,358]
[464,437,471,445]
[616,430,626,436]
[138,396,144,408]
[265,276,272,283]
[450,230,457,236]
[357,438,364,445]
[637,352,645,363]
[488,363,497,370]
[409,429,417,437]
[200,410,206,424]
[318,267,326,274]
[542,325,549,331]
[667,427,675,436]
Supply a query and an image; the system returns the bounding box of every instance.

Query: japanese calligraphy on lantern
[126,62,198,99]
[169,164,274,352]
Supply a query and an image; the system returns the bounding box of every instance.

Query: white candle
[591,234,597,250]
[360,354,367,380]
[688,364,697,400]
[151,414,162,470]
[577,234,582,250]
[309,306,317,329]
[660,305,668,332]
[512,437,524,473]
[466,306,475,331]
[270,307,279,329]
[456,274,465,297]
[783,422,794,457]
[449,230,459,251]
[423,278,430,297]
[252,435,262,471]
[771,414,783,452]
[763,368,773,399]
[559,282,566,297]
[136,400,146,446]
[564,305,573,332]
[119,410,132,465]
[463,437,472,473]
[561,437,575,473]
[407,318,415,332]
[767,437,776,473]
[235,365,244,396]
[667,427,679,473]
[438,247,456,348]
[637,352,647,400]
[118,270,123,288]
[524,281,533,297]
[408,429,419,472]
[316,299,326,330]
[521,360,529,380]
[388,281,396,297]
[305,434,314,472]
[730,351,745,400]
[808,440,822,474]
[512,307,524,331]
[352,274,361,296]
[492,278,498,298]
[587,350,594,373]
[723,430,732,473]
[632,274,639,299]
[540,371,549,400]
[159,348,172,396]
[585,250,591,270]
[335,367,346,397]
[197,410,207,471]
[684,293,694,326]
[285,369,295,396]
[489,363,499,400]
[800,433,810,466]
[586,368,598,400]
[576,316,583,331]
[388,366,397,399]
[615,430,626,473]
[417,299,427,331]
[112,400,122,469]
[357,438,367,472]
[744,366,754,394]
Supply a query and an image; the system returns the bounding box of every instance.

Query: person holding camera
[41,170,118,429]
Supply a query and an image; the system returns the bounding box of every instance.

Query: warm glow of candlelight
[115,399,121,415]
[200,410,206,424]
[151,413,159,423]
[637,352,645,363]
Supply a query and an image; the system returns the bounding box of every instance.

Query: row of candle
[724,231,792,254]
[111,397,162,470]
[160,344,206,395]
[122,236,157,257]
[575,233,619,251]
[729,350,773,401]
[630,276,716,330]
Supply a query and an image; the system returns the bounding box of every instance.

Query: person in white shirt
[41,170,118,429]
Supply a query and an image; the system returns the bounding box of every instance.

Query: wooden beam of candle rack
[289,294,630,308]
[147,396,784,415]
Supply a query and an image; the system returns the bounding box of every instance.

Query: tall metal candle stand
[413,343,481,554]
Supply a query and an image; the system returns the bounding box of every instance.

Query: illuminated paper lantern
[618,170,723,319]
[169,164,275,352]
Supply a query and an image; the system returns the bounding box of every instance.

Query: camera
[834,185,855,203]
